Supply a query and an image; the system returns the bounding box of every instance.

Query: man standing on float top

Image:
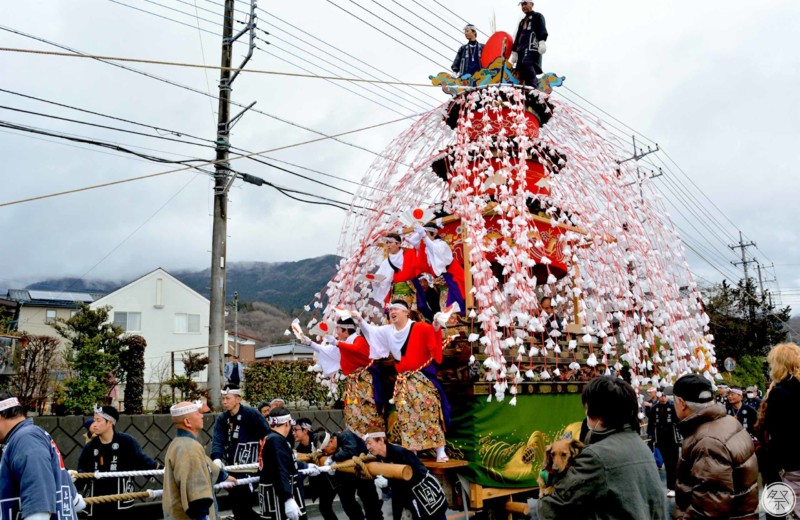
[451,24,483,77]
[77,404,158,518]
[0,390,87,520]
[212,384,270,520]
[511,0,548,89]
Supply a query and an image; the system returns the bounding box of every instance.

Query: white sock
[436,446,447,459]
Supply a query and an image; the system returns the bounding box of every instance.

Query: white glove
[324,457,336,475]
[538,41,547,54]
[510,51,518,65]
[300,335,312,346]
[73,493,87,513]
[323,335,338,346]
[374,475,389,489]
[68,469,78,482]
[413,224,425,235]
[212,459,224,469]
[284,498,301,520]
[305,464,321,477]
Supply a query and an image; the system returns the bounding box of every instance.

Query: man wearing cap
[451,24,483,77]
[726,386,758,436]
[356,300,450,462]
[410,221,466,315]
[320,429,384,520]
[258,407,315,520]
[371,232,421,307]
[317,318,386,436]
[163,401,237,520]
[511,1,548,88]
[211,384,271,520]
[646,391,680,497]
[0,390,86,520]
[364,430,447,520]
[77,404,158,517]
[671,374,758,519]
[224,354,245,386]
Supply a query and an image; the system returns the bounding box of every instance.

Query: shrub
[244,360,339,408]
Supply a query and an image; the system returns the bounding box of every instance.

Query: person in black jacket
[212,384,271,520]
[511,1,547,88]
[765,343,800,517]
[258,407,312,520]
[321,429,384,520]
[364,431,446,520]
[451,24,484,77]
[726,387,758,436]
[647,392,681,497]
[77,405,157,518]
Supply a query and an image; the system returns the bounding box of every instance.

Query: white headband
[317,432,331,451]
[363,432,386,441]
[388,302,409,311]
[170,401,203,417]
[93,405,117,424]
[384,237,400,244]
[269,414,294,427]
[0,397,20,412]
[221,388,242,395]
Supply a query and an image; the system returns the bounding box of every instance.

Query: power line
[0,46,437,87]
[428,0,489,37]
[0,113,415,208]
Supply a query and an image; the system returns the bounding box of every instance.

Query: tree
[119,335,146,415]
[55,304,126,415]
[167,352,209,403]
[9,334,62,413]
[701,279,791,360]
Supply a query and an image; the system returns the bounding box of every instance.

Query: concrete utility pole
[233,291,239,358]
[208,0,257,409]
[729,231,757,286]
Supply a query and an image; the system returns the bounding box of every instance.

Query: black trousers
[229,479,261,520]
[516,62,540,89]
[315,476,340,520]
[658,441,679,491]
[337,475,384,520]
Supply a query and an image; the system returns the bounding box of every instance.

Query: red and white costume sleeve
[336,333,372,375]
[359,319,410,361]
[395,321,443,373]
[420,236,453,276]
[308,340,340,376]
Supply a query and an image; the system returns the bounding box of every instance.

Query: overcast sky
[1,0,799,310]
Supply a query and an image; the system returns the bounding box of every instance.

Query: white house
[90,268,210,409]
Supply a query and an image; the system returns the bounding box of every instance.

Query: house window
[45,309,57,324]
[113,312,142,331]
[175,313,201,334]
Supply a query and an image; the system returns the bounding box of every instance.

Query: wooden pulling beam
[296,453,412,481]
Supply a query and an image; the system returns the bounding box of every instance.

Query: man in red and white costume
[355,301,450,462]
[371,233,419,306]
[304,318,386,436]
[409,222,466,314]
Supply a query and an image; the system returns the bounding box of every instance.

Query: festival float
[293,29,717,514]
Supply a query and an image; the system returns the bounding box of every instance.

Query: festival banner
[446,393,585,488]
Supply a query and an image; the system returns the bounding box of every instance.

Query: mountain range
[17,256,341,344]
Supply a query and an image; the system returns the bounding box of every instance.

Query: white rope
[147,476,260,500]
[82,463,259,479]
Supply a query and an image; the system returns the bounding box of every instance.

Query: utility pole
[619,136,662,202]
[208,0,257,409]
[729,231,757,286]
[233,291,239,358]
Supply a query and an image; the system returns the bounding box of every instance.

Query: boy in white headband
[163,401,236,520]
[211,384,270,520]
[258,406,312,520]
[77,404,157,517]
[371,232,417,306]
[0,391,87,520]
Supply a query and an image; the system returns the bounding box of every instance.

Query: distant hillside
[173,255,339,312]
[22,255,339,314]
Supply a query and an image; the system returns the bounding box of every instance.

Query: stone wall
[33,409,346,470]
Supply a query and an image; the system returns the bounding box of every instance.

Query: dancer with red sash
[356,301,451,462]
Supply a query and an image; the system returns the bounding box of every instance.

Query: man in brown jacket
[671,374,759,519]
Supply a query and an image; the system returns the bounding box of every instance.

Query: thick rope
[351,455,374,480]
[84,477,260,504]
[70,463,259,480]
